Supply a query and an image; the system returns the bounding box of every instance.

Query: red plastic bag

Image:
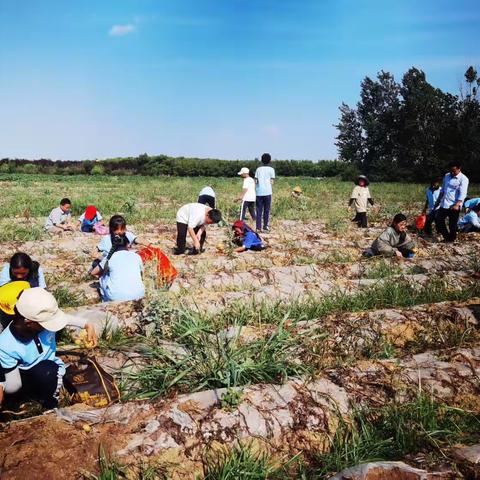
[415,214,427,230]
[138,245,178,286]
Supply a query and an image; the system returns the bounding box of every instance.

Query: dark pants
[175,222,206,254]
[197,195,216,209]
[256,195,272,230]
[353,212,368,228]
[240,201,256,221]
[424,210,437,236]
[398,246,415,258]
[462,224,480,233]
[435,208,460,242]
[20,360,60,409]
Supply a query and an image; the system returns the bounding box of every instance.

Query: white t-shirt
[176,203,208,228]
[97,231,137,256]
[199,187,216,198]
[255,166,275,196]
[99,250,144,302]
[242,177,256,202]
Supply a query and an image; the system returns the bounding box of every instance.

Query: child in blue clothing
[78,205,104,233]
[97,215,137,257]
[458,204,480,233]
[232,220,264,253]
[422,179,441,236]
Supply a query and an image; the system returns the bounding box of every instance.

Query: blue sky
[0,0,479,160]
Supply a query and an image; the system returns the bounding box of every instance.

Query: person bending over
[197,186,216,209]
[232,220,264,253]
[174,203,222,255]
[458,204,480,233]
[364,214,415,259]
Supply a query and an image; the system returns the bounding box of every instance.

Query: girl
[91,232,145,302]
[349,175,374,228]
[0,252,46,288]
[364,213,415,259]
[97,215,137,257]
[232,220,264,253]
[78,205,104,233]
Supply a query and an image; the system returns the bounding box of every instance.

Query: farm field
[1,173,480,479]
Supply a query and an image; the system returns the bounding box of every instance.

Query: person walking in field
[349,175,374,228]
[44,198,75,233]
[364,213,416,259]
[236,167,256,221]
[422,179,441,237]
[434,161,469,243]
[174,203,222,255]
[197,186,216,209]
[255,153,275,233]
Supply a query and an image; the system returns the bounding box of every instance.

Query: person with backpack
[349,175,374,228]
[232,220,264,253]
[0,288,97,410]
[78,205,104,233]
[236,167,256,221]
[363,213,415,259]
[0,252,46,289]
[91,232,145,302]
[255,153,275,233]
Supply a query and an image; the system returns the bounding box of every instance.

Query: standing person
[44,198,74,233]
[0,288,97,410]
[236,167,256,221]
[91,234,145,302]
[197,186,216,209]
[255,153,275,232]
[78,205,104,233]
[422,179,442,237]
[174,203,222,255]
[0,252,47,288]
[435,161,469,242]
[348,175,374,228]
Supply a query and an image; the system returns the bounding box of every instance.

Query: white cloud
[109,24,136,37]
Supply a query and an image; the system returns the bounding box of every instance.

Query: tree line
[336,66,480,182]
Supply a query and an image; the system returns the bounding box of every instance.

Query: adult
[0,288,97,410]
[237,167,256,221]
[0,252,46,288]
[435,161,469,242]
[197,186,216,209]
[174,203,222,255]
[44,198,74,233]
[255,153,275,233]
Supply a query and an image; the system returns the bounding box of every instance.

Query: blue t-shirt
[243,231,263,250]
[97,232,137,256]
[99,250,144,302]
[0,263,47,289]
[458,211,480,229]
[425,187,441,213]
[464,198,480,210]
[255,166,275,196]
[0,326,65,381]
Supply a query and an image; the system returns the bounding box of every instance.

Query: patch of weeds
[56,327,74,345]
[220,387,244,411]
[407,265,429,275]
[325,218,348,236]
[99,323,137,351]
[52,286,87,308]
[307,395,480,479]
[318,250,353,264]
[0,221,44,242]
[363,260,401,279]
[469,249,480,274]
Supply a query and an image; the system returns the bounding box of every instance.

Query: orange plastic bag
[415,214,427,230]
[138,245,178,286]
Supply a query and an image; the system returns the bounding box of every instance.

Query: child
[97,215,137,257]
[364,213,415,259]
[458,204,480,233]
[0,288,97,410]
[237,167,256,221]
[197,186,216,209]
[0,281,30,330]
[174,203,222,255]
[44,198,74,233]
[91,233,145,302]
[78,205,104,233]
[255,153,275,232]
[0,252,46,288]
[422,179,441,236]
[464,197,480,211]
[349,175,374,228]
[232,220,264,253]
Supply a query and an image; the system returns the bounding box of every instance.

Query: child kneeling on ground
[232,220,264,253]
[458,204,480,233]
[0,288,97,410]
[364,213,415,259]
[78,205,104,233]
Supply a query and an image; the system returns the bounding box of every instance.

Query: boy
[422,179,441,236]
[255,153,275,232]
[434,161,469,242]
[349,175,373,228]
[174,203,222,255]
[44,198,74,232]
[458,204,480,233]
[236,167,256,221]
[198,186,216,209]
